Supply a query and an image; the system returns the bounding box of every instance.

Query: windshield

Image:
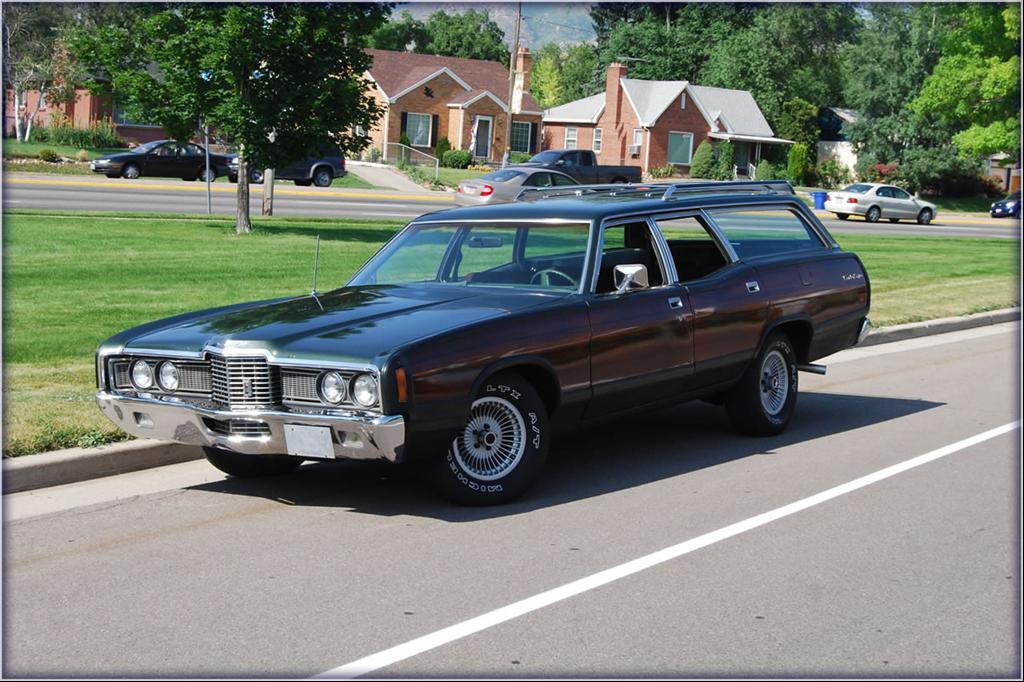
[528,151,562,164]
[842,183,872,194]
[349,222,591,291]
[132,140,168,154]
[479,169,524,183]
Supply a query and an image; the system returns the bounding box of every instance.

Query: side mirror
[556,159,565,166]
[613,264,650,294]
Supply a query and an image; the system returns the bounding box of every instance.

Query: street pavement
[3,323,1020,678]
[3,172,1021,238]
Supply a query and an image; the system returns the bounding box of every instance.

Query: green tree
[71,3,388,233]
[423,9,508,65]
[786,143,811,186]
[715,140,736,180]
[560,44,599,105]
[689,141,716,179]
[777,97,819,148]
[368,11,428,52]
[911,3,1020,159]
[531,43,563,109]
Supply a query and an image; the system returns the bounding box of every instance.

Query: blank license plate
[284,424,335,458]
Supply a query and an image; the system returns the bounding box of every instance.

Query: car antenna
[310,235,323,308]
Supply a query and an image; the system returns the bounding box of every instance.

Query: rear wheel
[431,373,549,505]
[312,167,333,187]
[203,447,302,478]
[864,206,881,222]
[248,168,264,184]
[917,208,933,225]
[725,331,799,436]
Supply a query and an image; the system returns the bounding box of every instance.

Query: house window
[510,121,531,153]
[667,132,694,165]
[565,127,578,150]
[632,129,643,149]
[406,112,432,147]
[680,93,686,109]
[593,128,602,153]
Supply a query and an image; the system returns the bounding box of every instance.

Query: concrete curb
[3,307,1019,494]
[2,440,203,494]
[859,307,1020,347]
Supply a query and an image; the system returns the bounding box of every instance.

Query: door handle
[746,281,760,293]
[668,296,684,309]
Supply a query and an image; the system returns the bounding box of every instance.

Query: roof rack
[514,179,795,203]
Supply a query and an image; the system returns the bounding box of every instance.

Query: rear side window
[481,169,524,182]
[843,184,871,194]
[709,208,824,260]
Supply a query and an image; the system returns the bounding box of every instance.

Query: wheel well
[770,320,813,364]
[312,164,333,178]
[487,364,560,415]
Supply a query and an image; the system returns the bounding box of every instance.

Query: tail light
[457,185,462,192]
[340,157,346,172]
[826,194,831,201]
[480,184,494,197]
[847,197,858,204]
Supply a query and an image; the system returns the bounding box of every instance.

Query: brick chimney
[516,47,532,93]
[606,62,627,120]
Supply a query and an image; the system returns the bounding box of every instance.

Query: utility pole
[502,1,522,168]
[203,118,212,215]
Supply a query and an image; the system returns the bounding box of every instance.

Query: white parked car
[824,183,937,224]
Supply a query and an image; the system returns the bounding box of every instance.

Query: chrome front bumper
[95,391,405,462]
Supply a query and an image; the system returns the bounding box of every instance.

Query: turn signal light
[395,367,409,403]
[480,184,494,197]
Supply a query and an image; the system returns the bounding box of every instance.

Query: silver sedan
[824,182,938,224]
[455,167,579,205]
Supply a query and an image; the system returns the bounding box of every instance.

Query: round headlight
[158,361,179,392]
[131,360,154,389]
[319,371,346,404]
[352,374,378,407]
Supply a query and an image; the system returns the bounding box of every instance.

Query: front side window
[351,222,591,291]
[709,208,824,260]
[667,132,693,165]
[594,222,666,294]
[564,127,578,150]
[593,128,603,153]
[510,121,531,153]
[406,112,431,147]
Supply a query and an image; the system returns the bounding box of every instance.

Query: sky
[396,2,597,49]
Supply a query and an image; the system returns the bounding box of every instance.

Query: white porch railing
[383,143,439,181]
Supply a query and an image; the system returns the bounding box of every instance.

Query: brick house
[363,48,544,163]
[542,62,792,177]
[4,87,167,143]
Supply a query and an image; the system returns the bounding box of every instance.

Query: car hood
[119,284,562,366]
[93,151,139,163]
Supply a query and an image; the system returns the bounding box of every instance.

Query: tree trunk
[13,88,24,142]
[261,167,275,215]
[236,152,252,234]
[24,81,45,142]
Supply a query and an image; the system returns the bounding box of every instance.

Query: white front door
[474,116,493,160]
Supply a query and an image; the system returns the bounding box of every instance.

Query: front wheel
[725,332,799,436]
[248,168,264,184]
[199,168,216,182]
[203,447,302,478]
[122,163,141,179]
[431,373,549,505]
[917,208,933,225]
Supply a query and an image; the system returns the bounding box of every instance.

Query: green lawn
[2,139,126,160]
[927,195,1002,214]
[435,167,490,187]
[2,209,1018,456]
[3,160,93,175]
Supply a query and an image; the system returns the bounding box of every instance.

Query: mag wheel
[917,208,933,225]
[726,331,798,436]
[122,163,141,179]
[864,206,881,222]
[203,447,302,478]
[432,373,549,505]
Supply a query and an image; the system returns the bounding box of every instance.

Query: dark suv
[228,148,346,187]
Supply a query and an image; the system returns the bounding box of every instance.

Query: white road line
[313,421,1020,679]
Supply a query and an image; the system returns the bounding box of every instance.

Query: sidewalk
[346,163,444,195]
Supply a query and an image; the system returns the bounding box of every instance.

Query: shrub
[367,147,381,162]
[434,136,451,160]
[28,124,49,142]
[75,149,90,162]
[648,163,676,179]
[38,148,60,163]
[47,114,124,149]
[815,158,851,189]
[714,140,735,180]
[786,143,811,186]
[509,152,532,164]
[441,149,472,169]
[755,159,785,181]
[689,141,716,179]
[397,133,412,166]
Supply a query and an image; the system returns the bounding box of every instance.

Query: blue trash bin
[811,191,827,210]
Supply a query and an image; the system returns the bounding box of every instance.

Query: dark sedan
[990,191,1020,218]
[89,140,232,181]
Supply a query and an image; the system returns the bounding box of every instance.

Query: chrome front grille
[281,368,321,404]
[209,354,280,408]
[177,363,211,394]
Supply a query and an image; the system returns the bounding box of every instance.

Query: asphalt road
[3,324,1020,678]
[3,173,1021,239]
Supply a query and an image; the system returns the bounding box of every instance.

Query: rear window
[528,151,561,164]
[843,184,872,194]
[710,208,824,259]
[480,169,524,182]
